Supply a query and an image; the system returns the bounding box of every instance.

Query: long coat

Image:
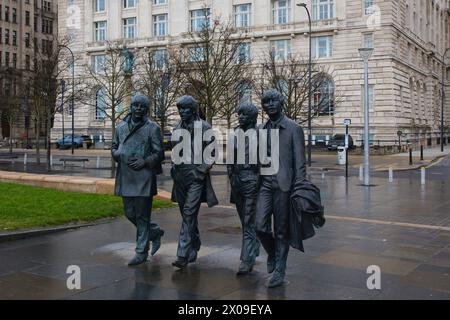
[170,119,218,207]
[259,115,307,192]
[112,116,164,197]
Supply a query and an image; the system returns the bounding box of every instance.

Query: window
[34,16,38,32]
[236,43,251,64]
[123,0,135,9]
[25,11,30,25]
[362,85,375,110]
[95,89,107,120]
[123,17,136,38]
[363,0,374,16]
[237,82,253,105]
[188,47,205,62]
[152,49,167,70]
[94,21,107,41]
[153,0,167,4]
[12,53,17,68]
[312,0,334,21]
[0,28,2,44]
[314,76,335,116]
[25,33,31,47]
[0,6,2,21]
[5,6,9,22]
[234,4,251,28]
[153,14,168,36]
[5,52,9,67]
[5,29,9,45]
[363,33,373,48]
[92,55,106,74]
[0,52,2,66]
[95,0,105,12]
[190,9,210,32]
[271,39,291,61]
[312,36,333,58]
[12,30,17,46]
[26,55,31,70]
[12,8,17,23]
[272,0,291,25]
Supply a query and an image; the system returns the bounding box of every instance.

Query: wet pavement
[0,172,449,299]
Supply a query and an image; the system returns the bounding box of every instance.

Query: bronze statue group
[111,89,324,288]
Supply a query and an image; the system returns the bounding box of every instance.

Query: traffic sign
[343,119,352,126]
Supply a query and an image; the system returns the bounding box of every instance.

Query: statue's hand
[128,158,146,171]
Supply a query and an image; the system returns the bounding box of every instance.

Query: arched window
[95,88,107,120]
[314,75,335,116]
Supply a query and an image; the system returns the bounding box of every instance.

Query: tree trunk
[110,121,116,174]
[8,118,13,155]
[46,114,52,172]
[35,117,41,165]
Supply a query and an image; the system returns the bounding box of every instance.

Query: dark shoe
[128,253,148,266]
[151,229,165,256]
[268,271,285,288]
[236,262,254,275]
[267,256,276,274]
[187,250,197,263]
[172,257,188,269]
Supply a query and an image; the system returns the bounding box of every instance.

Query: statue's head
[130,94,150,122]
[236,103,258,129]
[176,95,199,123]
[261,89,284,117]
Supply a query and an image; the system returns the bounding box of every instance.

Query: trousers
[122,197,161,255]
[255,175,290,274]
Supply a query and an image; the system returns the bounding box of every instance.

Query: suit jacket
[112,116,164,197]
[170,119,218,207]
[259,115,307,192]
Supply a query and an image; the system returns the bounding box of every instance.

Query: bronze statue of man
[170,95,218,269]
[227,103,260,275]
[256,89,307,288]
[112,94,165,266]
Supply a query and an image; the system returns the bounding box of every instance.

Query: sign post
[344,119,352,179]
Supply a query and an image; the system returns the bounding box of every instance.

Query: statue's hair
[236,103,258,120]
[261,89,285,106]
[131,94,151,109]
[176,95,199,113]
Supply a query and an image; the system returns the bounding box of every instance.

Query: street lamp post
[59,44,75,155]
[441,48,449,152]
[60,79,65,143]
[297,2,313,167]
[359,47,374,187]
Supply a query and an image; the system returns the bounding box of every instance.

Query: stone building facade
[0,0,57,145]
[53,0,450,148]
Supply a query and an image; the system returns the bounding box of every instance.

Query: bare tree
[135,47,184,135]
[30,35,84,169]
[254,51,338,124]
[81,41,136,169]
[174,9,253,124]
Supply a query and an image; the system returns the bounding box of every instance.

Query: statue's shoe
[236,262,254,275]
[172,257,188,269]
[151,229,165,256]
[268,271,285,288]
[128,253,148,266]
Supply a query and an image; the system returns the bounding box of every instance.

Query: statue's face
[178,104,196,123]
[238,110,255,129]
[262,95,282,117]
[130,100,148,121]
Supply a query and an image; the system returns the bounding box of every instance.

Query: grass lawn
[0,182,174,231]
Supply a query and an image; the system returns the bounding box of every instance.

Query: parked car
[81,135,93,149]
[327,134,354,151]
[56,135,84,149]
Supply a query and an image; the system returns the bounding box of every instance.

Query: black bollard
[420,145,424,161]
[409,147,413,165]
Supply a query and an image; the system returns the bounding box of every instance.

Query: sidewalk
[0,175,449,299]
